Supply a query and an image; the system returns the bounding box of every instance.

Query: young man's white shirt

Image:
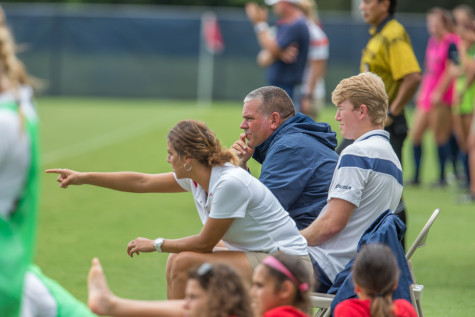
[308,130,403,282]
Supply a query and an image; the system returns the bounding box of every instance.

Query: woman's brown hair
[188,263,253,317]
[168,120,238,167]
[352,243,399,317]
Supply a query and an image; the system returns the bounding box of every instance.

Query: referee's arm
[388,72,421,118]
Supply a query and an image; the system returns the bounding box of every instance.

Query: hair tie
[262,256,309,292]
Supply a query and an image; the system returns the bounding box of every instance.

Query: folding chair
[310,210,405,317]
[310,292,333,317]
[405,208,440,317]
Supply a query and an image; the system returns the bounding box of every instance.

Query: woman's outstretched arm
[45,169,184,193]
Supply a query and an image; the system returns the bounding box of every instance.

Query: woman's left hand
[127,237,155,257]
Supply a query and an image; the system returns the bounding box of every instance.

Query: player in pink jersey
[410,8,460,187]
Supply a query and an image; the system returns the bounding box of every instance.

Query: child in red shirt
[334,244,417,317]
[251,252,313,317]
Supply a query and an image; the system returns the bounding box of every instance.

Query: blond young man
[301,73,403,291]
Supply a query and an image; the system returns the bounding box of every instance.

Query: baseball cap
[265,0,300,5]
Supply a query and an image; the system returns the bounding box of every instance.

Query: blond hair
[0,6,40,93]
[298,0,317,22]
[331,72,388,126]
[428,7,455,33]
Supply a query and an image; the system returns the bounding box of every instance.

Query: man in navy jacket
[232,86,338,230]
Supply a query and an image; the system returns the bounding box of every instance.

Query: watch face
[154,238,164,252]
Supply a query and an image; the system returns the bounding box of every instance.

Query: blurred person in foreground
[246,0,309,106]
[251,252,313,317]
[0,7,95,317]
[300,73,403,292]
[410,8,459,188]
[87,260,253,317]
[86,252,313,317]
[46,120,312,300]
[337,0,421,248]
[232,86,338,230]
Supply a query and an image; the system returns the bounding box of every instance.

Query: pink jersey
[417,33,460,111]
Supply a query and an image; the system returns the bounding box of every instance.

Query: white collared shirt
[175,163,308,255]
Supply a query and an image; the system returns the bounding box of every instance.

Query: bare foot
[88,257,116,315]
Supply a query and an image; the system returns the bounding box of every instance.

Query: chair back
[405,208,440,261]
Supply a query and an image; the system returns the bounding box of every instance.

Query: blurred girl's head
[167,120,238,171]
[298,0,318,22]
[352,243,399,317]
[184,263,252,317]
[251,252,313,316]
[453,5,475,41]
[0,14,33,93]
[453,4,474,29]
[427,7,454,37]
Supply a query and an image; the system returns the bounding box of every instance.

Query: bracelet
[254,22,269,33]
[387,111,396,120]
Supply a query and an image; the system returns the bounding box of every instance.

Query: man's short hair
[331,72,388,126]
[380,0,397,16]
[244,86,296,120]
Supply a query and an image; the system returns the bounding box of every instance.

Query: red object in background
[202,12,224,54]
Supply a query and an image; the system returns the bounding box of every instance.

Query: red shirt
[264,305,309,317]
[334,298,417,317]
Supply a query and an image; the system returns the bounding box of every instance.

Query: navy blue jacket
[253,113,338,229]
[328,210,413,314]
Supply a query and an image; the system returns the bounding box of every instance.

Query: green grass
[35,97,475,316]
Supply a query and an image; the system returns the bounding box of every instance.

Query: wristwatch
[154,237,165,252]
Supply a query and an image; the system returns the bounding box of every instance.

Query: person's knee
[169,252,202,282]
[166,253,178,282]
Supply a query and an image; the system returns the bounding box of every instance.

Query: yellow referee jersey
[361,17,421,104]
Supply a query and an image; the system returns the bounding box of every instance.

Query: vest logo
[335,184,352,190]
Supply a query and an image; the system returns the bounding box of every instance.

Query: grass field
[35,97,475,316]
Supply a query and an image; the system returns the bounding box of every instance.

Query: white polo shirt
[175,163,308,255]
[308,130,403,282]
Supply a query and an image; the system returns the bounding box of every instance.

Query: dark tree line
[2,0,474,13]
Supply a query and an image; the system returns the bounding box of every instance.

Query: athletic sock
[413,144,422,182]
[437,142,450,182]
[461,152,470,187]
[449,133,460,176]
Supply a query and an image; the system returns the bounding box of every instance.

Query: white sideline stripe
[42,119,163,164]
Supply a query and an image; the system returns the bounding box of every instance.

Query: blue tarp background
[3,4,429,101]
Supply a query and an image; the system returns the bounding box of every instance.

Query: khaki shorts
[245,252,314,276]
